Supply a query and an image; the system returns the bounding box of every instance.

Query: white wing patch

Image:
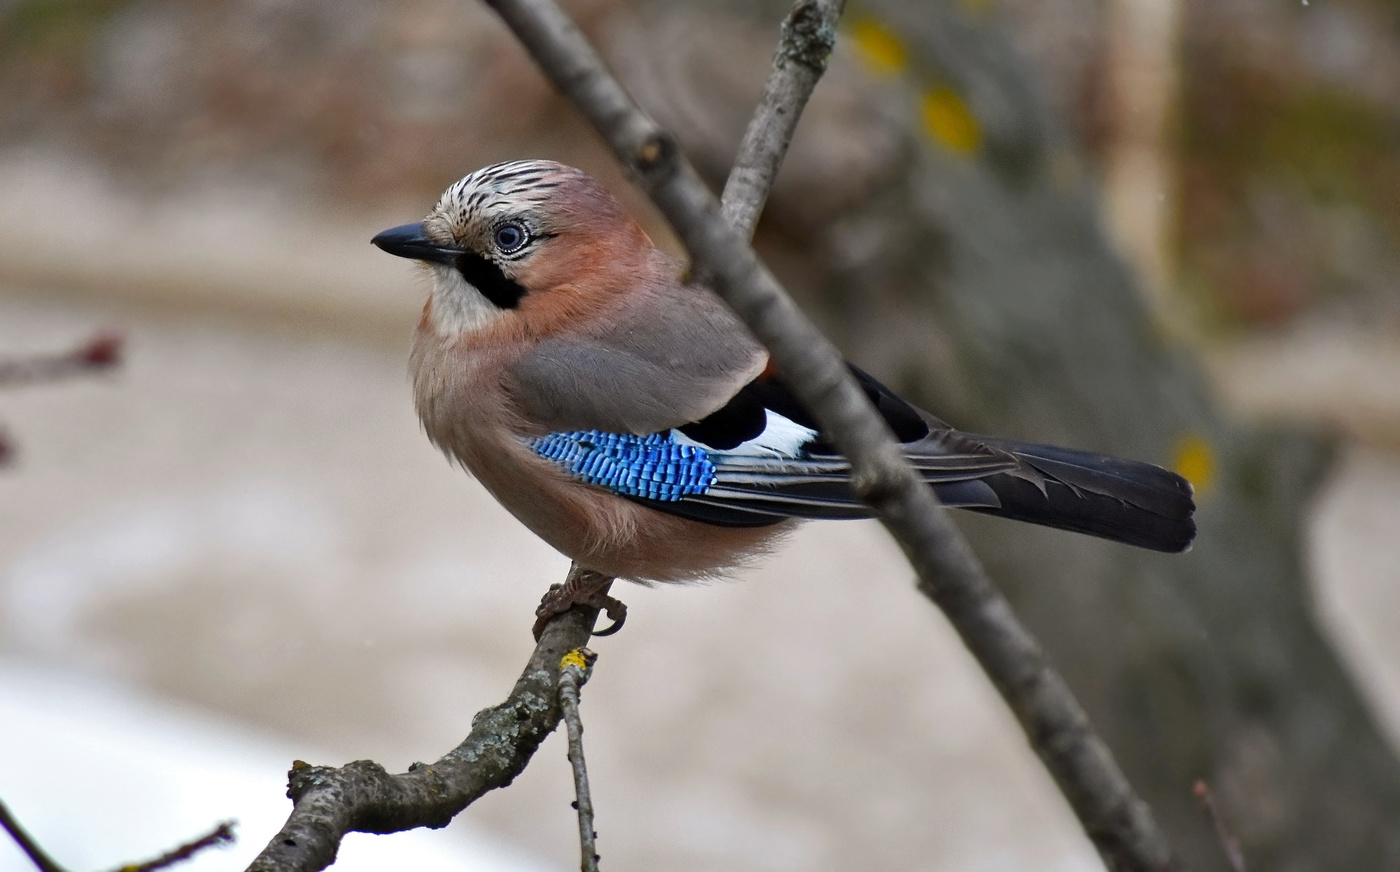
[673,409,818,458]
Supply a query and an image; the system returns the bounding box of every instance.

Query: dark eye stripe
[455,252,526,309]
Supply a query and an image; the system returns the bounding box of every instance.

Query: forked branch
[245,567,601,871]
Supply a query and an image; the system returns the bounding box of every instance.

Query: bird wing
[659,364,1019,526]
[521,362,1018,528]
[521,355,1196,551]
[508,280,767,435]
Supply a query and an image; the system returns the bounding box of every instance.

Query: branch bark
[244,568,601,872]
[480,1,1178,869]
[720,0,847,240]
[559,648,600,872]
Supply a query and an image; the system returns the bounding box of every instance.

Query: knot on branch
[287,759,387,801]
[633,132,679,180]
[851,468,907,512]
[779,1,838,74]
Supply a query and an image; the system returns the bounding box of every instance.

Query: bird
[373,159,1195,603]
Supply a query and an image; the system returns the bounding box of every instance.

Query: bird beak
[371,223,462,265]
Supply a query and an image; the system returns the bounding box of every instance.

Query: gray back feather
[510,281,765,435]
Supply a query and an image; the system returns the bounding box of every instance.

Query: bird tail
[957,436,1196,553]
[672,433,1196,553]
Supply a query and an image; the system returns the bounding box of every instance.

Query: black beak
[371,223,462,265]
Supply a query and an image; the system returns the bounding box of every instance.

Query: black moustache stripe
[455,252,526,309]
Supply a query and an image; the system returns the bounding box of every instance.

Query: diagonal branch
[479,1,1179,869]
[0,800,234,872]
[116,822,236,872]
[0,800,65,872]
[0,331,123,388]
[244,567,602,872]
[721,0,847,240]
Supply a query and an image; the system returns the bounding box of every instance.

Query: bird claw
[591,597,628,636]
[532,572,627,641]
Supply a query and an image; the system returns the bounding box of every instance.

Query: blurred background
[2,0,1399,870]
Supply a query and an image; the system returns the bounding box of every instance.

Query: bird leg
[533,566,626,641]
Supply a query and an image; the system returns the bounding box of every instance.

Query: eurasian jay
[373,160,1195,586]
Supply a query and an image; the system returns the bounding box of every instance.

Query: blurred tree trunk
[612,1,1400,868]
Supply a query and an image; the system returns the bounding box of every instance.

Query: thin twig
[0,331,123,388]
[720,0,846,241]
[0,800,233,872]
[0,800,66,872]
[478,2,1179,869]
[244,564,604,872]
[559,648,600,872]
[1193,780,1246,872]
[112,821,236,872]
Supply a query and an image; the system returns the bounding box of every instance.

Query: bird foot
[533,570,627,641]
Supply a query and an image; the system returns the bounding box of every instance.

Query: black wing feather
[643,365,1196,553]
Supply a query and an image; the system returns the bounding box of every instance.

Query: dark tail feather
[660,434,1196,552]
[963,436,1196,553]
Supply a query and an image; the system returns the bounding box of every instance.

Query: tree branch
[720,0,846,240]
[0,330,124,467]
[0,800,65,872]
[479,1,1179,869]
[0,331,123,388]
[1193,781,1246,872]
[244,566,603,872]
[118,822,237,872]
[559,648,600,872]
[0,799,234,872]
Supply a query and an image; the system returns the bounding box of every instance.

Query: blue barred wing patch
[527,431,716,501]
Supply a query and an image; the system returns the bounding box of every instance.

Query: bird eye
[493,222,528,253]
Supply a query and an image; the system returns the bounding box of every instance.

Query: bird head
[373,160,657,337]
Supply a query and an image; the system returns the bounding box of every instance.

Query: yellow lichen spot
[560,648,590,671]
[848,17,908,76]
[920,87,982,156]
[1172,434,1216,495]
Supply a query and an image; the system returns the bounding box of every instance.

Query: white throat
[428,264,508,335]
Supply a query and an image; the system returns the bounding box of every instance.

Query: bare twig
[0,330,124,467]
[0,800,65,872]
[1,799,233,872]
[114,821,236,872]
[1193,780,1246,872]
[720,0,846,240]
[244,564,604,872]
[0,331,123,387]
[479,1,1179,869]
[559,648,600,872]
